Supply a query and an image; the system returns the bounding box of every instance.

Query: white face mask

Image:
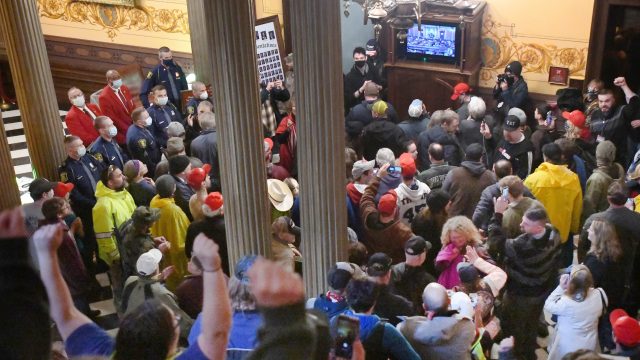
[112,79,123,89]
[156,96,168,106]
[107,126,118,137]
[77,145,86,157]
[71,96,85,107]
[199,91,208,100]
[144,117,153,127]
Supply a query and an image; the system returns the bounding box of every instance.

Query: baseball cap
[235,255,257,284]
[365,39,378,52]
[610,309,640,347]
[264,138,274,152]
[404,235,432,255]
[367,253,392,276]
[562,110,587,129]
[505,61,523,76]
[187,164,211,189]
[53,182,74,198]
[372,100,388,116]
[363,82,379,97]
[503,115,520,131]
[399,152,416,178]
[377,191,397,217]
[132,206,161,225]
[136,248,163,276]
[451,83,471,100]
[272,216,301,236]
[202,192,224,217]
[457,262,481,283]
[328,262,357,290]
[507,107,527,126]
[352,159,375,179]
[408,99,424,118]
[29,178,53,200]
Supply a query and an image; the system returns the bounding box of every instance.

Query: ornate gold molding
[37,0,190,40]
[480,14,588,82]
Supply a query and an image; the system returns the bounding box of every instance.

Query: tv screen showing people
[407,22,457,58]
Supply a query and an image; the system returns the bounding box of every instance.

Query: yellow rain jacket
[150,195,190,290]
[524,162,582,242]
[92,181,136,265]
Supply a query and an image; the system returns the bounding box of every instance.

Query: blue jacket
[313,294,349,319]
[140,62,188,109]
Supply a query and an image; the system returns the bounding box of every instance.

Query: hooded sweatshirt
[524,162,582,242]
[361,119,407,161]
[442,161,497,218]
[92,181,136,265]
[395,179,431,225]
[397,313,475,360]
[150,195,190,290]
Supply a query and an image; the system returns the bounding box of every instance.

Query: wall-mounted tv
[404,21,461,64]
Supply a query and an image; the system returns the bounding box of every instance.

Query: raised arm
[192,233,231,359]
[33,223,93,340]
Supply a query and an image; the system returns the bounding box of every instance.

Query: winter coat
[417,126,464,171]
[583,164,625,221]
[397,313,476,360]
[442,161,497,218]
[345,100,399,139]
[398,116,429,142]
[92,181,136,265]
[502,197,544,238]
[395,179,431,226]
[361,119,407,161]
[149,195,190,290]
[372,285,416,326]
[524,162,583,242]
[417,163,456,190]
[544,286,606,360]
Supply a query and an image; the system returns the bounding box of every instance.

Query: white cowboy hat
[267,178,294,212]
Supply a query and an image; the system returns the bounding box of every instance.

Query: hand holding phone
[335,315,360,358]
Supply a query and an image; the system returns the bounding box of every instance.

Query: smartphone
[501,186,509,200]
[334,315,359,358]
[546,111,553,126]
[388,166,401,174]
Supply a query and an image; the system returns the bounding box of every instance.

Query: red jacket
[98,85,135,145]
[65,103,101,146]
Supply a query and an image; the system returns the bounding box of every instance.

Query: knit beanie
[168,155,191,175]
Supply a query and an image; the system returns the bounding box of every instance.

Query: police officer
[147,85,183,148]
[140,46,188,111]
[88,116,129,170]
[59,135,105,273]
[184,81,212,118]
[127,107,162,178]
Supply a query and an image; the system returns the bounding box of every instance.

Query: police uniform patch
[138,139,147,149]
[146,71,153,79]
[187,106,195,114]
[60,172,68,182]
[94,152,103,162]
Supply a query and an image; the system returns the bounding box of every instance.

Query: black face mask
[162,59,174,67]
[355,60,366,68]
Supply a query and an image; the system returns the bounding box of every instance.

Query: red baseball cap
[53,182,74,198]
[399,152,416,178]
[562,110,587,129]
[264,138,274,151]
[610,309,640,347]
[378,191,398,217]
[451,83,471,100]
[187,164,211,190]
[203,192,224,217]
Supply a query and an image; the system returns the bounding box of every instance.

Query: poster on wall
[255,16,285,85]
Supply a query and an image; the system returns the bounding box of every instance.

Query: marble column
[198,0,271,268]
[186,0,214,86]
[0,111,21,210]
[291,0,348,295]
[0,0,65,181]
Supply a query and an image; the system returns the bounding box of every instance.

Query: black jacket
[417,126,463,171]
[344,64,383,113]
[390,263,436,314]
[487,213,562,297]
[486,135,534,180]
[345,100,399,139]
[493,77,529,110]
[372,284,415,326]
[472,183,535,232]
[361,119,407,161]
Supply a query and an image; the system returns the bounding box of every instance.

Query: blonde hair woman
[435,216,483,288]
[544,265,606,360]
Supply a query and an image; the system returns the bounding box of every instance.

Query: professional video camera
[497,73,515,88]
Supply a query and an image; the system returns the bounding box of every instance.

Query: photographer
[493,61,529,110]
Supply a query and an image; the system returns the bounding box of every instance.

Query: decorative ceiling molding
[37,0,190,41]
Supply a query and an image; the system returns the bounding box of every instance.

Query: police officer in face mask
[88,116,129,170]
[140,46,188,111]
[126,107,162,178]
[146,85,183,148]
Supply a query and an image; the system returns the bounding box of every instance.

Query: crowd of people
[3,40,640,360]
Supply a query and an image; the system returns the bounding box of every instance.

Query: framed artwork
[255,16,286,84]
[548,66,569,86]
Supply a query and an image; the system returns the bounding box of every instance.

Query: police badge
[138,139,147,149]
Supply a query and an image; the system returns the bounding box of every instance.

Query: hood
[534,162,579,187]
[347,183,365,204]
[343,310,382,340]
[95,181,131,200]
[460,161,487,176]
[404,315,468,345]
[597,163,625,180]
[365,120,397,137]
[150,194,175,209]
[396,180,430,201]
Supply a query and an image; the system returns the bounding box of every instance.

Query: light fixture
[344,0,428,33]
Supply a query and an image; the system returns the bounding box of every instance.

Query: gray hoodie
[396,314,475,360]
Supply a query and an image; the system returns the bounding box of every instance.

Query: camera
[497,73,515,88]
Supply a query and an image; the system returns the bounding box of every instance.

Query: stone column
[0,111,21,210]
[186,0,214,86]
[291,0,348,295]
[0,1,65,181]
[198,0,271,268]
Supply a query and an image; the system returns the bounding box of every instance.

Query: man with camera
[493,61,529,110]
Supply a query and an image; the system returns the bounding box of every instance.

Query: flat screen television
[404,21,461,64]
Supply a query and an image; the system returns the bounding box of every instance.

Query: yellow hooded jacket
[524,162,583,242]
[149,194,190,290]
[92,181,136,265]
